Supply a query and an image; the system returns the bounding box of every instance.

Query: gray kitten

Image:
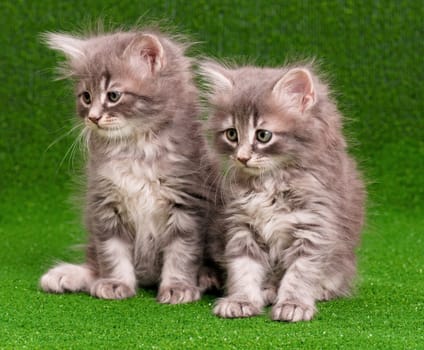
[40,29,219,303]
[201,61,365,321]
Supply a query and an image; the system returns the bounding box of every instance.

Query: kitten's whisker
[221,163,236,202]
[73,128,88,168]
[71,128,86,170]
[45,122,83,153]
[219,161,231,203]
[54,123,86,172]
[83,127,91,154]
[120,127,127,148]
[80,128,88,159]
[58,132,80,171]
[212,172,225,207]
[199,160,223,205]
[229,166,238,198]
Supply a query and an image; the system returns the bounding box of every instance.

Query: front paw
[213,297,262,318]
[40,263,92,293]
[40,268,76,293]
[271,301,316,322]
[90,279,136,300]
[157,284,201,304]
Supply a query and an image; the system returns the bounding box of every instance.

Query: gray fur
[40,29,220,303]
[201,61,365,321]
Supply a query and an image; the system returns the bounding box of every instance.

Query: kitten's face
[214,110,294,175]
[76,71,156,139]
[77,75,135,139]
[203,63,317,176]
[46,32,168,140]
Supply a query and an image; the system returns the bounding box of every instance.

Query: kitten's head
[45,29,194,140]
[201,61,342,176]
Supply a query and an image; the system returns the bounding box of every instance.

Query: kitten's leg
[90,237,137,300]
[157,236,201,304]
[84,189,138,300]
[214,230,267,318]
[40,263,95,293]
[271,240,322,322]
[214,257,266,318]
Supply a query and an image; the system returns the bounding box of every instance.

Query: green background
[1,0,423,348]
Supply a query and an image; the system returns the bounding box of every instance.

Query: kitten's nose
[237,155,250,165]
[88,115,101,125]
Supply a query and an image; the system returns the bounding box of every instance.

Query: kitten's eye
[81,91,91,105]
[225,128,238,142]
[107,91,122,103]
[256,129,272,143]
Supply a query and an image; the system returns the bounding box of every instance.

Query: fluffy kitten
[40,28,219,303]
[201,61,365,321]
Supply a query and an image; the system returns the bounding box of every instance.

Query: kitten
[40,28,219,303]
[200,61,365,321]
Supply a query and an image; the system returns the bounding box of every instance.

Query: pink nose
[237,156,250,165]
[88,116,101,124]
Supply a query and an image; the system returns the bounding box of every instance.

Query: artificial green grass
[1,1,423,348]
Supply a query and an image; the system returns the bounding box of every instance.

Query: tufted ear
[124,34,165,74]
[199,60,233,93]
[43,32,86,61]
[272,68,316,113]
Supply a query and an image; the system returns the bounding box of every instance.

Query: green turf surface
[1,1,423,348]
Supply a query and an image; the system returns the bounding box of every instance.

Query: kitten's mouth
[86,117,123,129]
[237,164,262,176]
[96,125,121,131]
[232,157,262,175]
[89,124,133,139]
[90,123,122,132]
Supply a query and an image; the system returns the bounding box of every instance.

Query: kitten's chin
[94,125,134,140]
[238,166,265,176]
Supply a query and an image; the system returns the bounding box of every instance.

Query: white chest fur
[233,178,295,251]
[98,158,169,237]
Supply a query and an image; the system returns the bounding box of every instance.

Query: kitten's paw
[157,285,201,304]
[271,301,316,322]
[90,279,136,300]
[40,263,93,293]
[213,297,262,318]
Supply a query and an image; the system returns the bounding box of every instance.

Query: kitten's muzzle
[88,115,101,125]
[236,155,250,165]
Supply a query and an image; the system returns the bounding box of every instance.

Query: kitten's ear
[124,34,165,74]
[199,61,233,93]
[42,33,86,60]
[272,68,316,113]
